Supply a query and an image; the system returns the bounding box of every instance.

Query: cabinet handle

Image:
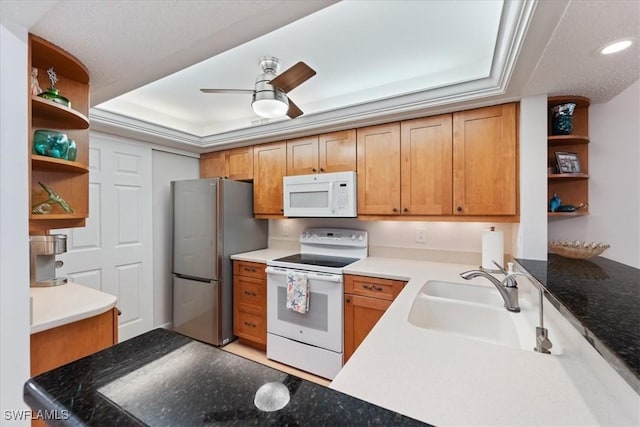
[345,297,351,303]
[312,168,317,172]
[243,267,256,273]
[243,290,257,296]
[362,284,383,292]
[392,208,398,212]
[403,208,408,212]
[456,206,463,212]
[244,321,256,328]
[320,168,325,172]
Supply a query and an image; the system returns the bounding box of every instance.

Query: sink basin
[408,281,531,350]
[421,280,504,306]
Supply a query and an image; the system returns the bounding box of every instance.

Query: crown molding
[89,1,535,153]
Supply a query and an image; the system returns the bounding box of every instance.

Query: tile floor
[222,340,331,387]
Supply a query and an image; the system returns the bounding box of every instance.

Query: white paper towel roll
[482,228,504,270]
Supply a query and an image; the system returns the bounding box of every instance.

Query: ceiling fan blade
[200,89,254,94]
[269,62,316,93]
[286,97,303,119]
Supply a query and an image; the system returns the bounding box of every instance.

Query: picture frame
[555,151,582,174]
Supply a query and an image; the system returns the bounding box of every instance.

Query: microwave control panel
[335,182,350,211]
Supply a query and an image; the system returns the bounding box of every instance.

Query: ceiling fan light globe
[252,89,289,118]
[252,99,288,118]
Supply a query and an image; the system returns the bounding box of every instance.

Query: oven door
[266,266,343,352]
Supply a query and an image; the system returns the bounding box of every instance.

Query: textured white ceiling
[524,0,640,102]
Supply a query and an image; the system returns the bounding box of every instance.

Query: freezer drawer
[173,275,220,345]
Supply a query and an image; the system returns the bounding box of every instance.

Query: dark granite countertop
[516,254,640,393]
[24,328,428,426]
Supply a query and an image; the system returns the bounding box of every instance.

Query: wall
[514,94,548,260]
[0,22,30,425]
[151,150,199,328]
[548,80,640,268]
[269,218,515,266]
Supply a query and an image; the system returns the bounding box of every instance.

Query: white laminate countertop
[230,248,296,264]
[330,257,640,426]
[30,282,117,334]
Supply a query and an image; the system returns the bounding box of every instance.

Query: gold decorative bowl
[548,240,610,260]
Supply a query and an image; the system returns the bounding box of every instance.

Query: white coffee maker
[29,234,67,287]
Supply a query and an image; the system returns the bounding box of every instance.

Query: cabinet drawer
[344,275,406,301]
[234,309,266,344]
[233,276,265,313]
[233,260,266,279]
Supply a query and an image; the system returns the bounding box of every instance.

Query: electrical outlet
[415,227,426,243]
[282,222,289,237]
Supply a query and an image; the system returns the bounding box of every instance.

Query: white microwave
[283,171,357,217]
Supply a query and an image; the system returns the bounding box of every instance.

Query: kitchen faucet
[460,262,553,354]
[459,262,521,312]
[499,270,553,354]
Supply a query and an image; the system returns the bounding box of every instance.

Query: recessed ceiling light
[600,39,633,55]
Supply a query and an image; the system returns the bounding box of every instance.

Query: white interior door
[55,132,153,341]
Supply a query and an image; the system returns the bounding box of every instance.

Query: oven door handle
[265,266,342,283]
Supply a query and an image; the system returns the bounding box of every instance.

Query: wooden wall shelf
[548,173,589,180]
[548,135,589,146]
[548,211,589,218]
[29,34,90,234]
[32,96,90,130]
[32,155,89,174]
[547,95,591,218]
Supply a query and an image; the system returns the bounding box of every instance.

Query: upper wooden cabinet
[286,130,356,175]
[226,146,254,180]
[401,115,453,215]
[29,34,90,233]
[287,136,319,175]
[200,151,225,178]
[452,103,518,216]
[357,123,401,215]
[253,142,287,216]
[200,147,253,181]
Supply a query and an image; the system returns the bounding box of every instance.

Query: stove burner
[272,254,359,269]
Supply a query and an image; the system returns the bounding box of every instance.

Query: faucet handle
[492,260,508,275]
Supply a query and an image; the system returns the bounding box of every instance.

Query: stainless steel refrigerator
[172,178,267,346]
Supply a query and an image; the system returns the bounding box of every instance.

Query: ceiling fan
[200,56,316,119]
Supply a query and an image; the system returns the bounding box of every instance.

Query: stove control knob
[351,234,356,240]
[358,235,364,241]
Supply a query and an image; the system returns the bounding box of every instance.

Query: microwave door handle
[328,181,334,214]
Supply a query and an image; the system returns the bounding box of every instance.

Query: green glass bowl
[33,130,70,159]
[37,87,71,108]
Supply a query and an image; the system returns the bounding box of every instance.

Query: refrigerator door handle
[173,273,211,283]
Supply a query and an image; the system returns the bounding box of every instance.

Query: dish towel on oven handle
[286,270,309,314]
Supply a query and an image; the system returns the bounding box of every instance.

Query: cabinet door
[318,129,356,173]
[253,142,287,215]
[225,146,254,180]
[452,103,517,215]
[344,294,391,363]
[401,115,453,215]
[286,136,319,175]
[356,123,401,215]
[30,307,118,376]
[200,151,225,178]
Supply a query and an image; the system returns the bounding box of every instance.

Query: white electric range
[265,228,368,379]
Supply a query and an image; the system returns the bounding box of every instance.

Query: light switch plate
[416,227,426,243]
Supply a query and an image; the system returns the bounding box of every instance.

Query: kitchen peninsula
[24,328,425,426]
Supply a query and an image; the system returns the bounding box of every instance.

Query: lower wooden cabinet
[30,307,118,377]
[233,260,267,349]
[343,275,406,363]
